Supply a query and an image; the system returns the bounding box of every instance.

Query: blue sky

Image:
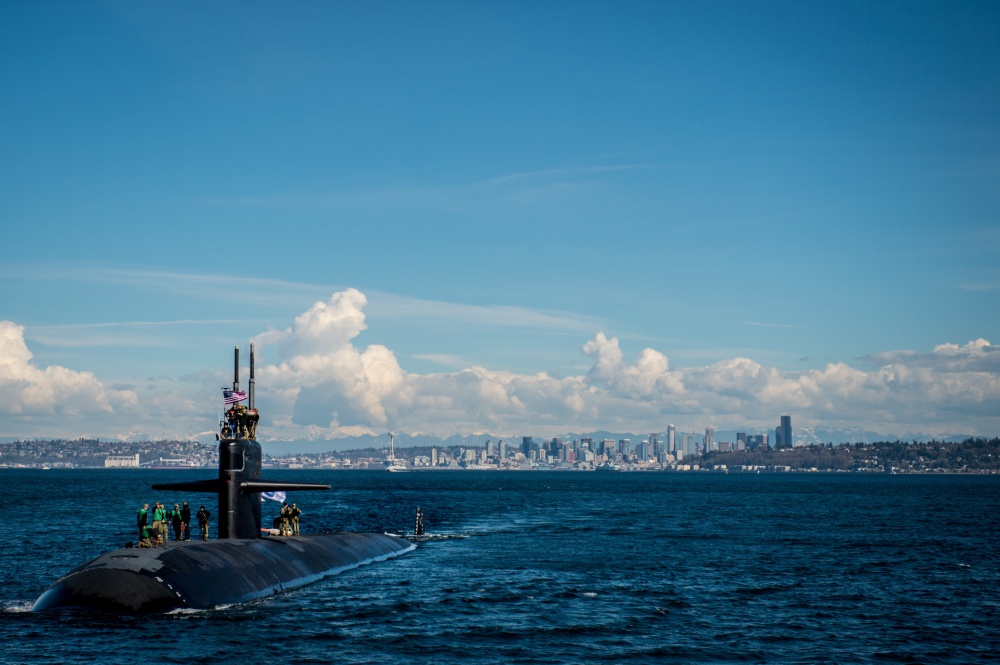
[1,1,998,443]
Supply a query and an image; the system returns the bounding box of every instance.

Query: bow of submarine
[32,532,414,614]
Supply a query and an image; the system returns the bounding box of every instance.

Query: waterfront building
[104,454,139,468]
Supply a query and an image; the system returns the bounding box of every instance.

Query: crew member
[181,501,191,541]
[196,505,211,540]
[137,503,149,543]
[290,503,301,536]
[170,503,183,541]
[152,502,167,546]
[138,523,153,548]
[279,503,292,536]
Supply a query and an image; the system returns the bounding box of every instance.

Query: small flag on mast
[223,389,248,404]
[261,491,286,503]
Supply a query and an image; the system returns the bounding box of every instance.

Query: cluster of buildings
[1,417,797,472]
[263,417,798,472]
[516,416,794,467]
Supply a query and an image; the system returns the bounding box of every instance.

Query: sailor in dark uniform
[279,503,292,536]
[196,505,211,540]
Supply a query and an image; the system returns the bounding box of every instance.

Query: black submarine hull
[32,532,413,614]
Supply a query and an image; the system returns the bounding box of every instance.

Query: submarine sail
[32,345,414,614]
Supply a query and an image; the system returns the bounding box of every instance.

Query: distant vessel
[384,432,407,472]
[32,345,413,614]
[595,462,624,472]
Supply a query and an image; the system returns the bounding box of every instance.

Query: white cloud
[244,292,999,439]
[253,290,411,433]
[0,321,138,420]
[2,293,998,441]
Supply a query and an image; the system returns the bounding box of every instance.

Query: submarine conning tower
[154,344,330,539]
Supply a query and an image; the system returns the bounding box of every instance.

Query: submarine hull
[32,532,413,614]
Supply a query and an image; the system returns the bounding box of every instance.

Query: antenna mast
[249,343,255,410]
[233,346,240,392]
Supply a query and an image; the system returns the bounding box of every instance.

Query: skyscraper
[667,424,676,453]
[776,415,792,449]
[704,426,716,453]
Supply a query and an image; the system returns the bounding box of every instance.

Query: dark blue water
[1,470,997,664]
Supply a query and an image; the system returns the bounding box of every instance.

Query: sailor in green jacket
[169,504,183,541]
[138,524,153,548]
[137,503,149,543]
[152,502,168,545]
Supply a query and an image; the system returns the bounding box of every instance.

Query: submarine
[32,345,414,614]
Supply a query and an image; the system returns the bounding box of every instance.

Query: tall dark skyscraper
[776,415,792,448]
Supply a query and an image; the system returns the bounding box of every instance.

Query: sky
[1,1,998,444]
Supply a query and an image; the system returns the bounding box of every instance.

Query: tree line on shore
[704,438,1000,472]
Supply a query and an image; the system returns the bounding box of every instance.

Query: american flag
[223,389,248,404]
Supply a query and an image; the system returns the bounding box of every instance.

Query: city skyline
[1,3,998,442]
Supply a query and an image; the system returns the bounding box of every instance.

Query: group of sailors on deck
[135,501,211,547]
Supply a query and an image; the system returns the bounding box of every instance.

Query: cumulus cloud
[0,321,138,421]
[252,289,411,435]
[3,292,998,441]
[245,291,1000,439]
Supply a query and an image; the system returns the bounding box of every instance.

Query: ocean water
[1,469,997,664]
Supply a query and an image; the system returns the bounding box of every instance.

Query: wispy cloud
[367,292,604,333]
[28,319,271,347]
[198,163,669,210]
[958,282,1000,292]
[4,263,610,335]
[745,321,803,329]
[479,163,658,187]
[3,263,330,306]
[411,353,468,368]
